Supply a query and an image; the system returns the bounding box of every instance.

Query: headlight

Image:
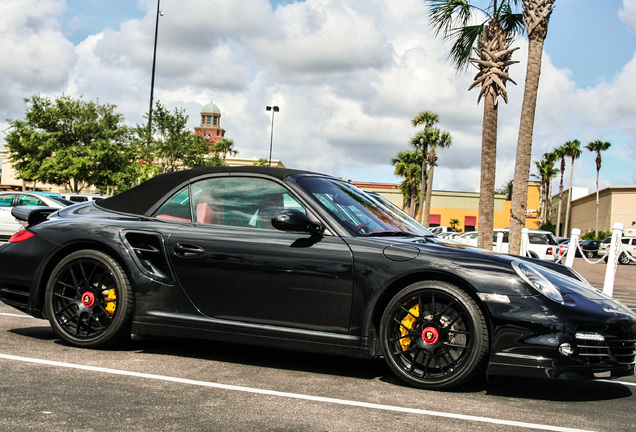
[512,261,564,304]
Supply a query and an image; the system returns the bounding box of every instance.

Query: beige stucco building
[551,186,636,236]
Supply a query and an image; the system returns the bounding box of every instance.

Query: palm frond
[448,24,483,70]
[428,0,477,37]
[498,3,525,37]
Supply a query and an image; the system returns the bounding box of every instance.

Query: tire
[379,281,489,390]
[45,250,134,348]
[619,253,631,265]
[585,251,594,258]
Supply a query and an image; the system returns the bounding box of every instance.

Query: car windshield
[364,191,433,237]
[296,176,430,237]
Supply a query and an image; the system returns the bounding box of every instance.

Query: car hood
[384,235,633,314]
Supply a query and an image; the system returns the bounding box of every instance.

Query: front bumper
[487,320,636,380]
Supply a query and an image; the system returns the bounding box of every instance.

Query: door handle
[173,243,205,258]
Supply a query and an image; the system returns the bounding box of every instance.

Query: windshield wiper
[366,231,419,237]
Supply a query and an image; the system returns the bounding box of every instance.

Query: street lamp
[266,105,279,167]
[148,0,163,139]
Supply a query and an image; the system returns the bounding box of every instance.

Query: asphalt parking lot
[1,257,635,432]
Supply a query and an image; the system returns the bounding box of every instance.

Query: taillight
[9,228,35,243]
[546,247,554,256]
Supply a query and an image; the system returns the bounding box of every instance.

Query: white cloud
[620,0,636,33]
[0,0,75,118]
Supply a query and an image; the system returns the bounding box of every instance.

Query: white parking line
[0,312,35,318]
[0,353,595,432]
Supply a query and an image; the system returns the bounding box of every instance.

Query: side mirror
[272,209,323,234]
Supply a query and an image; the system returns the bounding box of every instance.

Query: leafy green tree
[585,140,612,237]
[428,0,524,249]
[136,102,222,177]
[392,150,423,216]
[582,230,611,241]
[449,218,461,231]
[495,179,513,197]
[508,0,555,254]
[5,94,133,192]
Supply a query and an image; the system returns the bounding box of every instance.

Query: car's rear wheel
[45,250,133,348]
[619,253,631,265]
[380,281,489,390]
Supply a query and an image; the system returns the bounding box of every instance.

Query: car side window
[17,194,45,206]
[0,194,15,207]
[191,177,305,230]
[153,186,193,222]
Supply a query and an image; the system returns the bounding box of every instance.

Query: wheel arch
[366,270,493,356]
[33,240,135,319]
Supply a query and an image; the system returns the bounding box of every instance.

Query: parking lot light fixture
[266,105,279,167]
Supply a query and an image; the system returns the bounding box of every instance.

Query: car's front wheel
[379,281,489,390]
[45,250,133,348]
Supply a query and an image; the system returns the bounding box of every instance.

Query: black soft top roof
[98,166,317,215]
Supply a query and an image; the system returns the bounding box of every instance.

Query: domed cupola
[195,100,226,143]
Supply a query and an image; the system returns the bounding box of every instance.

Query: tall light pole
[148,0,163,139]
[266,105,279,167]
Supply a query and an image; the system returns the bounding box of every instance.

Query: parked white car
[59,193,110,203]
[493,229,560,261]
[0,192,72,240]
[429,226,456,235]
[456,231,478,246]
[599,236,636,265]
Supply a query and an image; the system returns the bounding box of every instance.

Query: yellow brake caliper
[399,304,419,351]
[104,289,117,317]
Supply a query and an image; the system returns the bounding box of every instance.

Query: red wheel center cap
[422,326,439,345]
[81,291,95,308]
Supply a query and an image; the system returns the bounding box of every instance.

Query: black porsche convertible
[1,166,634,390]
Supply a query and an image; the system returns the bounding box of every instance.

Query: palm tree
[422,127,453,226]
[562,139,582,236]
[532,154,558,225]
[213,137,237,160]
[411,111,439,222]
[542,151,558,222]
[585,140,612,237]
[449,218,461,231]
[428,0,523,249]
[508,0,556,254]
[553,145,567,236]
[392,150,423,217]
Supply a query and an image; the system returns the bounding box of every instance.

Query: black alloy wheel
[380,281,489,390]
[45,250,133,348]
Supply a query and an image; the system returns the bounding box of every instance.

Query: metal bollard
[564,228,580,268]
[603,222,624,296]
[495,231,504,253]
[520,228,529,257]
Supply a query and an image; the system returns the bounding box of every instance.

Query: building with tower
[194,101,226,144]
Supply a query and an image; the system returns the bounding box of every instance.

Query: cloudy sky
[1,0,635,194]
